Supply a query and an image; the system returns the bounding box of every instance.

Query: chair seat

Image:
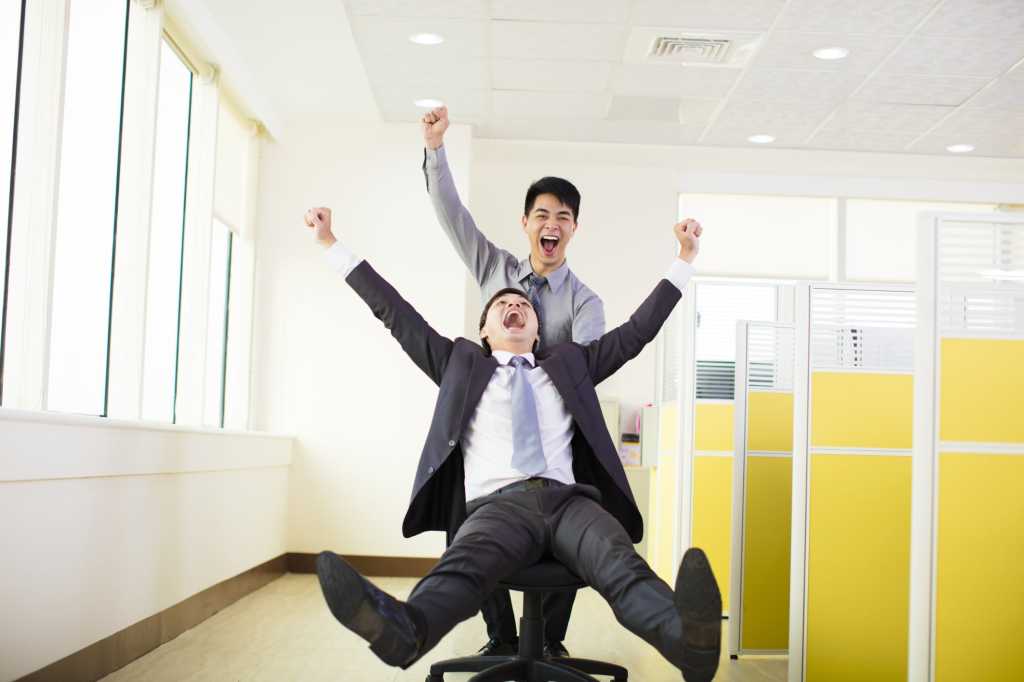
[500,561,585,592]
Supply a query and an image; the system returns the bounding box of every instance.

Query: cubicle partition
[729,321,795,657]
[909,213,1024,682]
[789,283,916,682]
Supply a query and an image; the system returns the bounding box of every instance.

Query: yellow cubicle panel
[740,454,791,650]
[692,400,735,609]
[810,373,913,449]
[934,454,1024,682]
[939,339,1024,443]
[805,454,912,682]
[695,401,735,452]
[747,391,794,452]
[653,402,679,582]
[692,454,733,611]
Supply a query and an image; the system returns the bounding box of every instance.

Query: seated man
[302,207,721,682]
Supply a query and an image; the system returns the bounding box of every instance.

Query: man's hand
[674,218,702,264]
[422,106,449,150]
[304,207,336,248]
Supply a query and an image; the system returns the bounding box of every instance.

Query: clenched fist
[304,207,336,248]
[422,106,449,150]
[674,218,702,264]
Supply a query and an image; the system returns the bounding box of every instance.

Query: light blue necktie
[509,355,546,476]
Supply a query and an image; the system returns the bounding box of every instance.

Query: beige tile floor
[102,574,786,682]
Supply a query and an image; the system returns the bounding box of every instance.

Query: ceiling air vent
[649,36,732,64]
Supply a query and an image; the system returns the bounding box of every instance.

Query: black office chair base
[427,655,627,681]
[427,562,628,681]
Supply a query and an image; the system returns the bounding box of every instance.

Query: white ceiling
[344,0,1024,157]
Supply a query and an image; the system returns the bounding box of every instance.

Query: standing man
[421,105,602,657]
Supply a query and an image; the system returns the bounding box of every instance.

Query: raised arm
[305,207,454,386]
[421,106,513,285]
[585,219,702,385]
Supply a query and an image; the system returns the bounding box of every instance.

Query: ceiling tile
[609,64,740,98]
[808,129,920,152]
[607,96,681,122]
[701,126,813,147]
[749,31,902,72]
[376,88,489,121]
[477,119,705,146]
[823,101,955,133]
[731,68,866,101]
[491,59,611,92]
[490,0,631,24]
[853,73,991,105]
[926,107,1024,138]
[711,98,834,131]
[364,58,488,90]
[351,16,488,58]
[678,98,724,126]
[880,36,1024,78]
[965,72,1024,110]
[629,0,787,31]
[774,0,937,34]
[917,0,1024,39]
[490,21,627,61]
[346,0,488,19]
[491,90,612,119]
[909,131,1024,158]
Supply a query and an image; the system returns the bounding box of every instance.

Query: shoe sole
[674,547,722,682]
[316,551,387,643]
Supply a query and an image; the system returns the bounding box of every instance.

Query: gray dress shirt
[423,146,606,349]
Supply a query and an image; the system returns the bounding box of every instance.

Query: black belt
[492,477,565,495]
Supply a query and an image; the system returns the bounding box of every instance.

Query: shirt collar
[517,257,571,293]
[492,350,536,368]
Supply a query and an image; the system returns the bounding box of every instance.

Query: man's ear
[521,215,528,233]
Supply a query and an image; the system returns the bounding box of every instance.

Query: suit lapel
[538,354,578,412]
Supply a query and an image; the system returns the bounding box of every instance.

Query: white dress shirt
[324,241,696,501]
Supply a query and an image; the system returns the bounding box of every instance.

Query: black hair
[478,287,540,354]
[523,176,581,222]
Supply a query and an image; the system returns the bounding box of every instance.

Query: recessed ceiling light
[748,134,775,144]
[813,46,850,61]
[946,143,975,153]
[409,33,444,46]
[414,98,444,108]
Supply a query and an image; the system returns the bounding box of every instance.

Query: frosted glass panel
[47,0,128,414]
[679,193,834,279]
[846,199,996,282]
[141,41,191,422]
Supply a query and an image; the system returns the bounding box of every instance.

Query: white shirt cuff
[665,258,696,292]
[324,241,363,277]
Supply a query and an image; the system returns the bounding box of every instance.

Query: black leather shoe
[544,640,570,658]
[315,551,423,668]
[477,636,518,656]
[674,547,722,682]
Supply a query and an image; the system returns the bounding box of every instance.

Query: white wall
[0,409,292,681]
[250,119,473,558]
[470,139,1024,432]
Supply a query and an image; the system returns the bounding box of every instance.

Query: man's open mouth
[503,309,526,331]
[540,235,560,257]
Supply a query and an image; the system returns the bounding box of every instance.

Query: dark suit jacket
[345,261,682,544]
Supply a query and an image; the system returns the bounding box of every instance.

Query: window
[845,199,997,282]
[0,0,24,381]
[46,0,129,414]
[695,283,777,399]
[141,39,192,422]
[204,218,231,427]
[679,193,835,280]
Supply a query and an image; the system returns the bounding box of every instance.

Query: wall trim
[286,552,439,578]
[16,553,438,682]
